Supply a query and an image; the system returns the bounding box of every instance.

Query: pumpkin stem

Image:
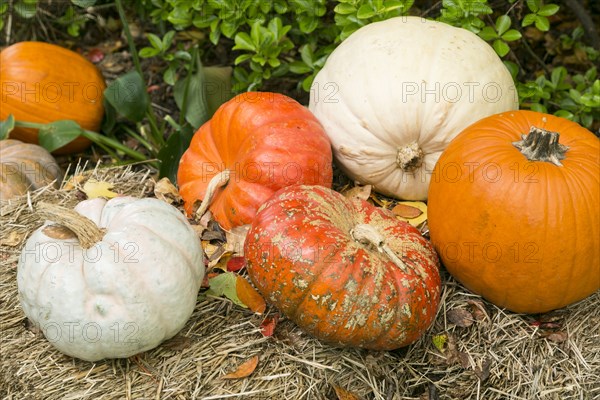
[195,170,231,219]
[512,126,569,166]
[37,202,105,249]
[350,223,409,274]
[396,142,424,172]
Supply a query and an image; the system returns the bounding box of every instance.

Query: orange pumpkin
[177,92,333,230]
[245,185,441,350]
[428,110,600,313]
[0,42,106,154]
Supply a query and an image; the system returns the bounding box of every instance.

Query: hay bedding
[0,164,598,400]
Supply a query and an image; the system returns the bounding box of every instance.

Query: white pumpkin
[309,16,519,200]
[17,196,205,362]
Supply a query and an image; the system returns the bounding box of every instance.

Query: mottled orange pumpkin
[177,92,333,230]
[245,185,441,350]
[0,42,106,154]
[428,110,600,313]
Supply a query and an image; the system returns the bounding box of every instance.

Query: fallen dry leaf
[474,357,492,381]
[2,230,26,247]
[447,308,474,328]
[260,315,279,337]
[222,355,259,379]
[540,331,568,343]
[236,276,266,314]
[343,184,372,201]
[82,179,118,199]
[227,256,246,272]
[154,177,182,204]
[225,224,251,255]
[332,384,362,400]
[63,174,86,191]
[392,201,427,227]
[466,300,489,322]
[392,203,423,219]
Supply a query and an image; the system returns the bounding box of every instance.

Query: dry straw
[1,163,598,399]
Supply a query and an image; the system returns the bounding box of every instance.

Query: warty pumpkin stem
[351,224,409,274]
[512,126,569,166]
[37,202,105,249]
[195,170,231,220]
[396,142,424,172]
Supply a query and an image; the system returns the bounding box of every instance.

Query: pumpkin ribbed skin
[177,92,333,230]
[0,139,62,201]
[428,110,600,313]
[245,185,441,350]
[0,42,106,154]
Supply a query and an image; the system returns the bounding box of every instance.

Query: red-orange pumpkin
[428,110,600,314]
[0,42,106,154]
[245,185,441,350]
[177,92,333,230]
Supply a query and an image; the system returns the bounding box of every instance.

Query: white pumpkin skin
[309,17,519,200]
[17,197,205,362]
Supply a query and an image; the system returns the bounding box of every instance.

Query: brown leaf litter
[0,163,599,399]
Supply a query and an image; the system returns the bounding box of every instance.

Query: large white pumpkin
[309,16,519,200]
[17,197,205,362]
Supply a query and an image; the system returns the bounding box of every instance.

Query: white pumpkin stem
[37,202,105,249]
[512,127,569,166]
[350,223,409,274]
[195,169,231,219]
[396,142,424,172]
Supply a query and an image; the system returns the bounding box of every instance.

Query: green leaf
[356,4,376,19]
[203,66,234,117]
[299,15,319,33]
[233,32,256,51]
[554,110,574,120]
[526,0,540,12]
[534,16,550,31]
[581,114,593,128]
[300,44,315,67]
[495,15,511,35]
[289,61,312,74]
[174,61,209,129]
[103,71,149,123]
[503,61,519,80]
[38,120,83,152]
[158,124,194,182]
[530,103,547,113]
[522,14,536,27]
[71,0,96,7]
[146,33,163,50]
[478,26,498,41]
[538,4,559,16]
[139,47,160,58]
[334,3,356,14]
[551,67,566,88]
[501,29,522,42]
[164,67,177,86]
[0,114,15,140]
[206,272,246,308]
[162,30,176,48]
[492,40,510,57]
[14,1,37,18]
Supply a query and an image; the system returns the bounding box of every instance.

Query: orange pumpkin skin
[0,42,106,154]
[177,92,333,230]
[245,185,441,350]
[428,110,600,314]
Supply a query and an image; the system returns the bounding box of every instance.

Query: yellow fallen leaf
[154,177,182,204]
[432,333,448,353]
[82,180,118,199]
[222,355,259,379]
[393,201,427,227]
[63,175,86,191]
[236,276,266,314]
